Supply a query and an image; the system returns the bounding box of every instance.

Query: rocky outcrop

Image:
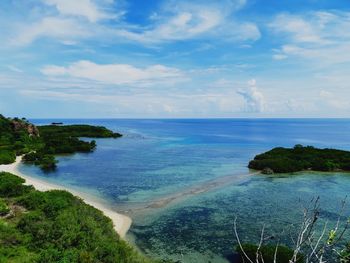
[11,119,40,137]
[261,167,274,175]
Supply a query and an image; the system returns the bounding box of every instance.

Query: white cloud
[270,11,350,65]
[42,0,113,22]
[118,9,222,43]
[7,65,23,73]
[116,0,260,43]
[226,22,261,42]
[319,90,350,110]
[237,79,265,112]
[9,0,118,46]
[272,54,288,60]
[41,60,186,86]
[270,13,324,44]
[13,17,90,45]
[8,0,258,47]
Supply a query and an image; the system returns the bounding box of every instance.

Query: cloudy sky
[1,0,350,118]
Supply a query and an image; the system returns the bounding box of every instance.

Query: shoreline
[0,156,132,238]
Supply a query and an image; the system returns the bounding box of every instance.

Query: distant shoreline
[0,156,132,238]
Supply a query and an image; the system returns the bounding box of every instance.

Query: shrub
[0,172,32,197]
[0,199,9,216]
[0,150,16,165]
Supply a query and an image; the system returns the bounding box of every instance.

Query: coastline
[0,156,132,238]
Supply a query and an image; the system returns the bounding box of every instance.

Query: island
[0,114,122,171]
[248,144,350,174]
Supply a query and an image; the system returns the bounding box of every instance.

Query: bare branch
[234,216,254,263]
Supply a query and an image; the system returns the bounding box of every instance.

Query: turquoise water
[19,119,350,262]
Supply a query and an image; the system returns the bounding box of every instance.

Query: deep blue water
[20,119,350,262]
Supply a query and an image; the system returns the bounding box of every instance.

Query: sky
[1,0,350,118]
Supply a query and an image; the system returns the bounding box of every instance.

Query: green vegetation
[0,172,150,263]
[0,199,9,216]
[0,150,16,165]
[248,144,350,173]
[0,116,35,164]
[38,124,121,138]
[341,245,350,262]
[0,114,122,171]
[23,153,58,171]
[236,244,304,263]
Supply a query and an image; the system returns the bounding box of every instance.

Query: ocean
[20,119,350,262]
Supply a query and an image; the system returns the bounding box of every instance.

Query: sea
[20,119,350,262]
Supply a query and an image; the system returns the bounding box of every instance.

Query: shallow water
[19,119,350,262]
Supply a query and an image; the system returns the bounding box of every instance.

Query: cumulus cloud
[237,79,265,112]
[41,60,186,86]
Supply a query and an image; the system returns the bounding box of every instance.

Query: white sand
[0,156,132,238]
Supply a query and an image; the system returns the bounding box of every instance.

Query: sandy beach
[0,156,132,238]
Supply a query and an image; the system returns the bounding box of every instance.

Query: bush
[0,199,9,216]
[0,172,32,197]
[23,152,58,171]
[0,150,16,165]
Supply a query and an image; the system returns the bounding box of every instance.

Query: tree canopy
[248,145,350,173]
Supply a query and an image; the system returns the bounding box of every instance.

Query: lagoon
[19,119,350,262]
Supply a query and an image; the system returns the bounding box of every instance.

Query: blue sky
[1,0,350,118]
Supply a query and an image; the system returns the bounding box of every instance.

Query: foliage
[0,172,151,263]
[0,114,122,171]
[0,115,38,165]
[248,144,350,173]
[23,152,57,171]
[0,199,9,216]
[0,150,16,165]
[237,244,304,263]
[38,124,122,138]
[0,172,32,197]
[340,243,350,263]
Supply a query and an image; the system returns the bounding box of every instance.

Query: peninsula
[0,115,121,171]
[248,144,350,174]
